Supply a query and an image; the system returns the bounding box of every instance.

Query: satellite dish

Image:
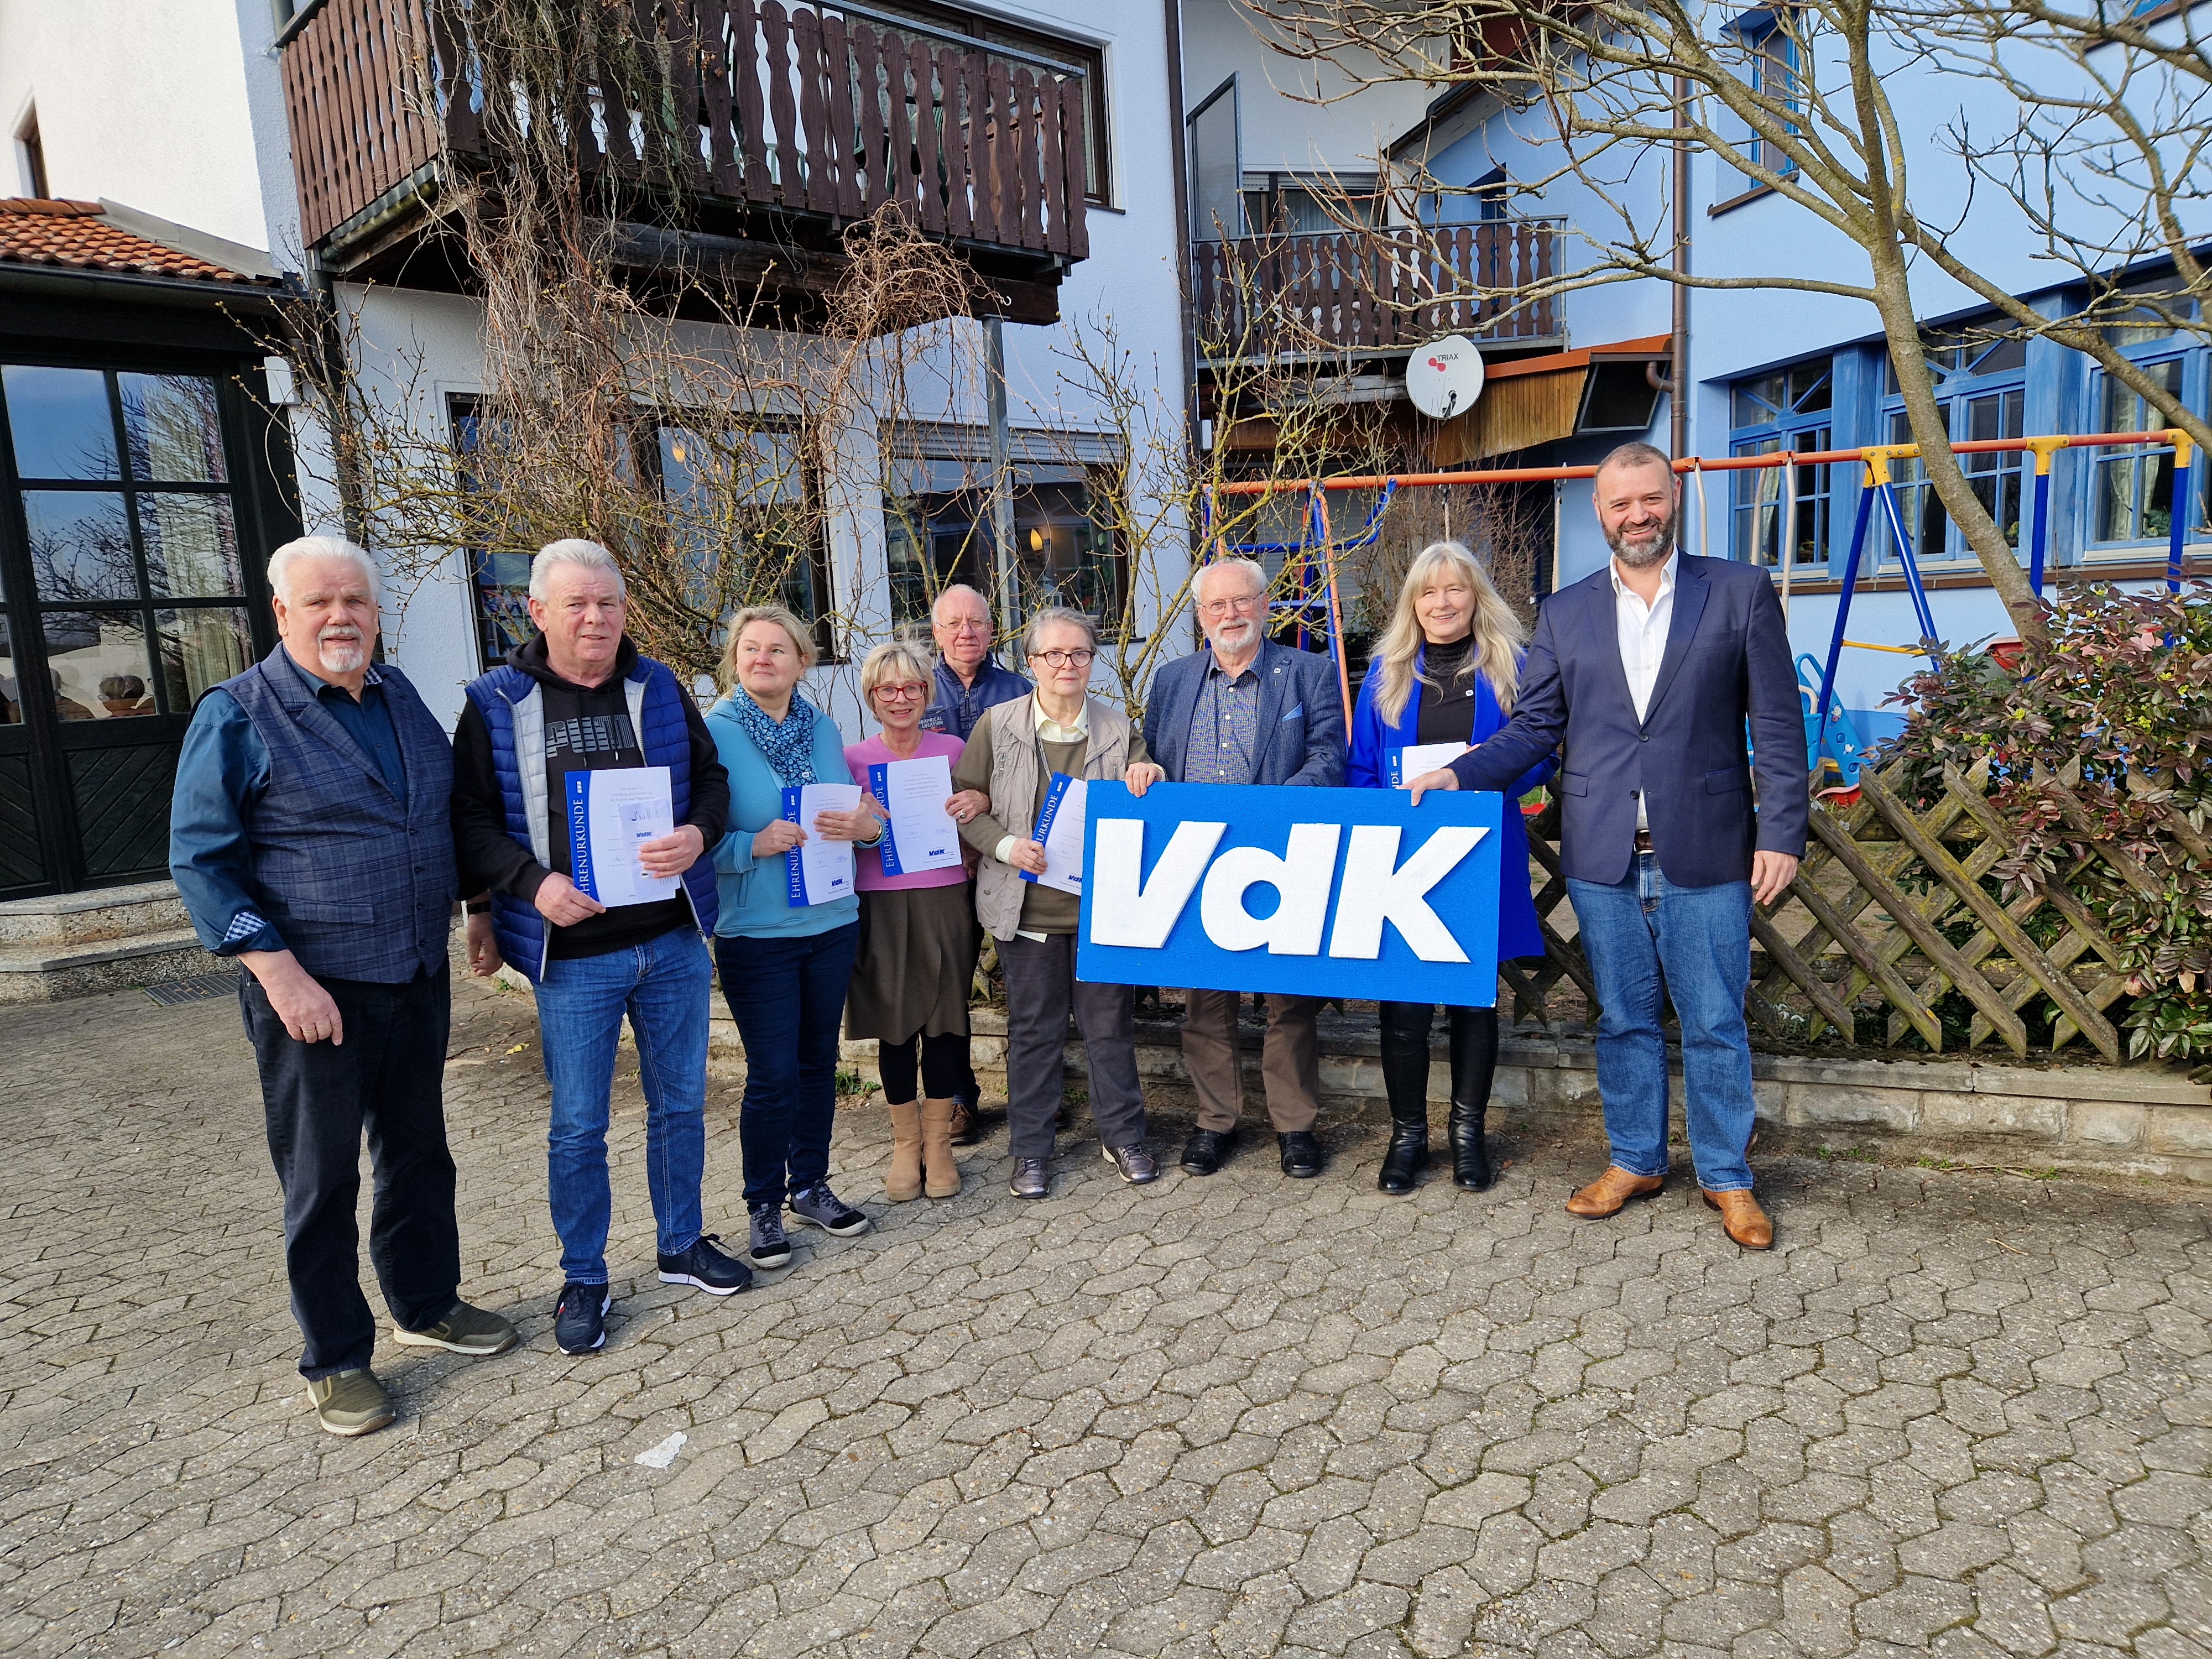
[1406,335,1486,420]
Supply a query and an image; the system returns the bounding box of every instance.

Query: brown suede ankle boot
[884,1100,924,1202]
[920,1097,962,1198]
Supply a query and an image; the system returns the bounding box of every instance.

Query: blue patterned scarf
[728,690,818,786]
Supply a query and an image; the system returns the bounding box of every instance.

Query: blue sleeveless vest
[220,649,457,983]
[465,654,717,981]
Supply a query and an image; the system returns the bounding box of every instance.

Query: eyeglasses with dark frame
[1029,648,1095,669]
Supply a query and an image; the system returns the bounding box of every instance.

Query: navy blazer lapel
[1161,651,1203,779]
[1642,557,1709,722]
[1254,641,1292,740]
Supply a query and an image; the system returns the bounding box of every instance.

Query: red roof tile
[0,198,274,285]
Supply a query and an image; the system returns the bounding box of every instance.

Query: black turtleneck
[1415,634,1481,747]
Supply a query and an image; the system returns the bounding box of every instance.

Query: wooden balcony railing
[278,0,1089,266]
[1190,223,1562,361]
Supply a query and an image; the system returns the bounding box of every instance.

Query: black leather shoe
[1278,1130,1323,1178]
[1378,1121,1428,1194]
[1181,1128,1234,1175]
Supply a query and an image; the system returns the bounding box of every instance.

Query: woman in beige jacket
[952,607,1163,1200]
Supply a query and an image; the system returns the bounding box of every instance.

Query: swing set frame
[1201,426,2201,769]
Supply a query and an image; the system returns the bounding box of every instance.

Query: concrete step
[0,926,224,1005]
[0,880,190,948]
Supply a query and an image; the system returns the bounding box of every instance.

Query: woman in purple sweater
[845,641,993,1202]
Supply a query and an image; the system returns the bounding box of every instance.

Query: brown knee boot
[919,1097,962,1198]
[885,1100,924,1202]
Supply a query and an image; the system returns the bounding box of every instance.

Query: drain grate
[144,970,241,1006]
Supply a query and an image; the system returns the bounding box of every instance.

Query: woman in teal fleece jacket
[706,606,883,1271]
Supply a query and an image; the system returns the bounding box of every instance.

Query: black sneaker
[554,1282,610,1355]
[748,1203,792,1269]
[788,1182,871,1237]
[658,1234,752,1296]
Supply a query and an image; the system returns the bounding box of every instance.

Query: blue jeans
[716,924,860,1208]
[533,927,712,1285]
[1566,854,1756,1192]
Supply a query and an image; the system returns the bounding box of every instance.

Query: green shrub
[1877,582,2212,1061]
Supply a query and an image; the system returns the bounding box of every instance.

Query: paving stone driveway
[2,977,2209,1659]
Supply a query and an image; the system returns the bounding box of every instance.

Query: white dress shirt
[1611,551,1677,830]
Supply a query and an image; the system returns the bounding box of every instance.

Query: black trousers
[241,964,461,1379]
[878,1030,970,1103]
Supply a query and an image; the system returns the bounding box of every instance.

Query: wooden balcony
[275,0,1090,324]
[1190,223,1563,364]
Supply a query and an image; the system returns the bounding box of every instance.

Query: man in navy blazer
[1133,556,1347,1179]
[1410,443,1806,1248]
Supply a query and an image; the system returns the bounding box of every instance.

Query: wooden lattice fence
[1506,757,2165,1062]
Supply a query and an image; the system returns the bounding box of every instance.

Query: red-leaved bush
[1880,582,2212,1061]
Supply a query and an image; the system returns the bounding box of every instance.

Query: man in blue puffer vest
[452,540,743,1357]
[171,536,518,1438]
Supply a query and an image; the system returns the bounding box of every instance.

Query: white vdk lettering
[1198,825,1343,954]
[1088,819,1228,947]
[1326,824,1488,962]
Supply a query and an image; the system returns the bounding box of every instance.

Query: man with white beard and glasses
[171,536,517,1438]
[1406,443,1807,1250]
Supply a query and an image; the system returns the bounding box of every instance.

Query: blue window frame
[1879,329,2029,566]
[1718,12,1801,200]
[2083,286,2207,552]
[1729,357,1833,566]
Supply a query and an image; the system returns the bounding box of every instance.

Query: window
[15,110,46,200]
[1187,76,1241,241]
[1,366,254,722]
[884,453,1124,631]
[2083,277,2206,550]
[850,2,1110,204]
[1472,168,1510,223]
[1879,323,2030,564]
[455,401,832,668]
[1241,173,1383,238]
[1716,12,1801,201]
[1729,357,1833,566]
[2091,358,2205,545]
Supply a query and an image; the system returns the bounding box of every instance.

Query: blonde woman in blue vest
[1347,541,1554,1195]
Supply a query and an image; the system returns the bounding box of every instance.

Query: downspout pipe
[1669,74,1690,465]
[1164,0,1203,549]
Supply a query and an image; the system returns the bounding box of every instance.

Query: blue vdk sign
[1076,782,1504,1005]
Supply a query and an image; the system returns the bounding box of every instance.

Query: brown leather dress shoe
[1703,1188,1774,1249]
[1565,1165,1666,1218]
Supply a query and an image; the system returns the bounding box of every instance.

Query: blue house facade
[1391,65,2211,744]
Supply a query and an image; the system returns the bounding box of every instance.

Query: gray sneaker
[748,1203,792,1269]
[305,1368,393,1437]
[393,1300,519,1355]
[788,1182,871,1238]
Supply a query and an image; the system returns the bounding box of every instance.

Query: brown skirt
[844,883,978,1042]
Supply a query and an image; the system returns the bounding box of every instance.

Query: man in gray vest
[171,536,516,1438]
